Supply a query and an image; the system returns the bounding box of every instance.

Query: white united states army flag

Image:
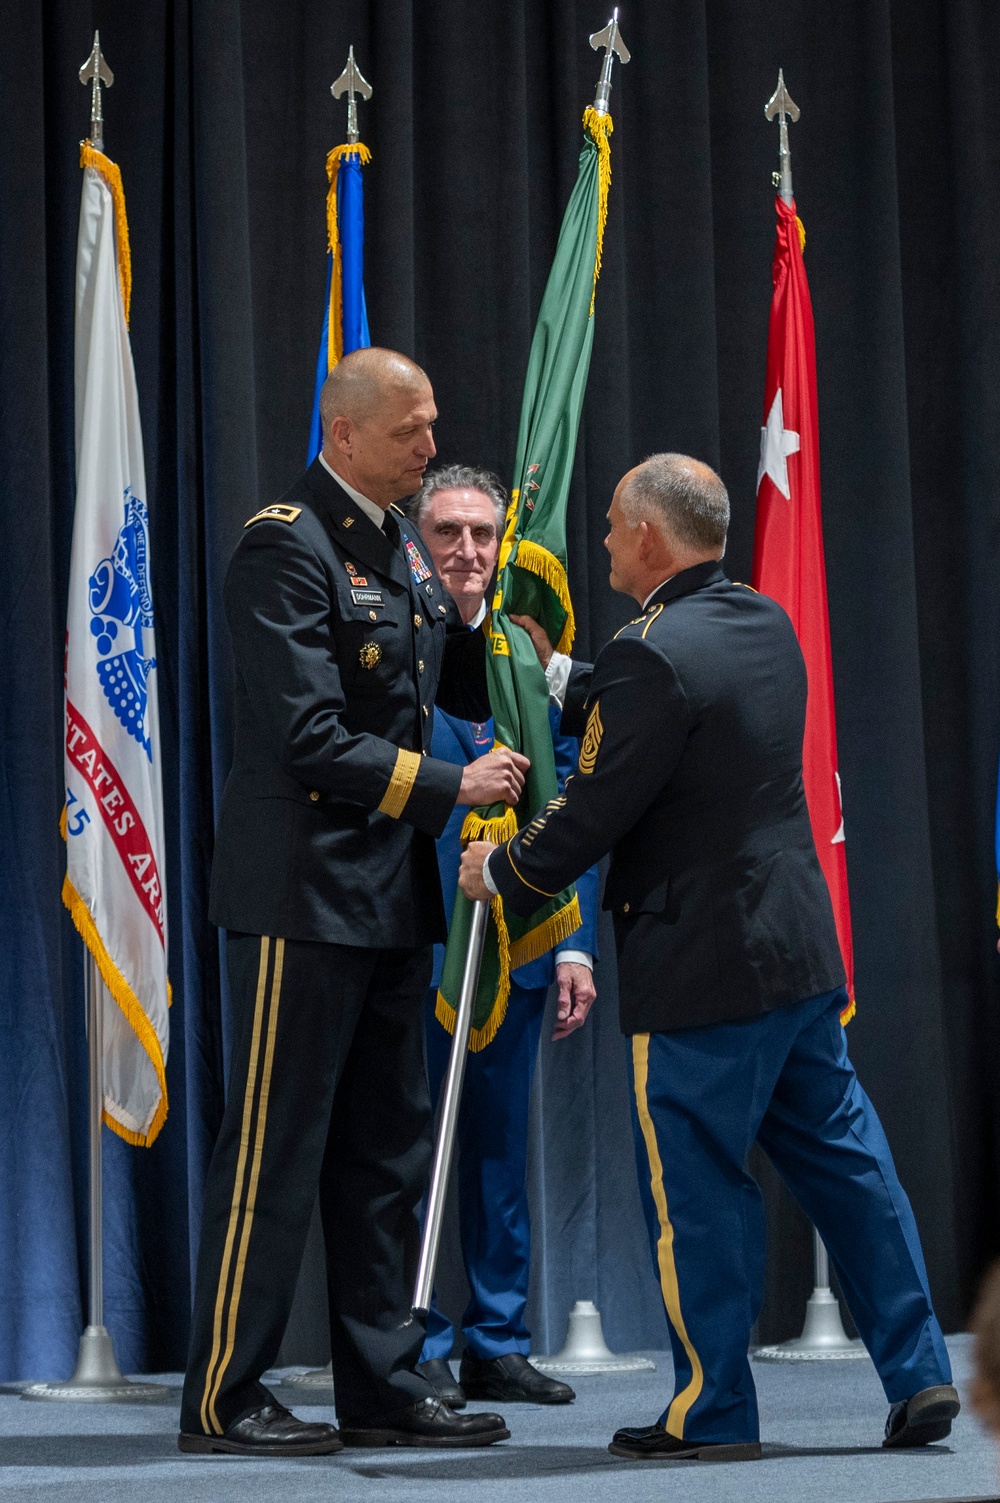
[63,145,169,1145]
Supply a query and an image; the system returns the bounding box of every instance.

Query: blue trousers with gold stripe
[630,987,951,1444]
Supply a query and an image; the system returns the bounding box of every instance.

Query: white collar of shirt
[642,578,672,610]
[469,600,488,629]
[318,452,386,532]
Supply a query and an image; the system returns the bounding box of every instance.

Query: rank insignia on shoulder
[405,538,433,584]
[579,701,603,774]
[359,641,382,670]
[244,504,302,528]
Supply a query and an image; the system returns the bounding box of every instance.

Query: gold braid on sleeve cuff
[378,749,422,819]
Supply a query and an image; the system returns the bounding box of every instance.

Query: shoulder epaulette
[244,504,302,529]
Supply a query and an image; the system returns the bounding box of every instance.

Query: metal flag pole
[764,68,799,206]
[753,72,864,1365]
[331,44,372,142]
[413,899,489,1314]
[23,956,161,1399]
[588,8,630,116]
[23,38,161,1403]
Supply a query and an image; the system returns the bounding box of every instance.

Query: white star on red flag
[757,387,800,499]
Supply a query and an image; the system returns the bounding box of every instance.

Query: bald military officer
[461,454,958,1461]
[179,350,526,1456]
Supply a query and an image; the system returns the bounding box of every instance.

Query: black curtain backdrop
[3,0,999,1380]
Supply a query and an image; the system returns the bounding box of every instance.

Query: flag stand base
[531,1301,655,1376]
[285,1361,334,1389]
[754,1230,868,1362]
[21,1326,164,1401]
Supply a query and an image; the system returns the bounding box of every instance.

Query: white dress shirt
[318,451,387,531]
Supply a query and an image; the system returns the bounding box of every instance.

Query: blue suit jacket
[430,702,599,992]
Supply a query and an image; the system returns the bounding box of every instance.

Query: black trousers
[180,934,437,1434]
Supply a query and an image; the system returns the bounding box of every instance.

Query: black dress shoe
[340,1395,509,1448]
[609,1423,761,1462]
[883,1383,961,1448]
[178,1402,343,1456]
[416,1357,466,1409]
[460,1351,575,1404]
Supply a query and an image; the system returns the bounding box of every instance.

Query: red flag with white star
[752,195,855,1020]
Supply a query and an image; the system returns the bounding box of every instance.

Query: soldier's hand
[510,614,554,670]
[552,962,597,1040]
[458,748,530,808]
[459,841,496,903]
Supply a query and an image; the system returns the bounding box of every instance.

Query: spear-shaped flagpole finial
[79,31,114,153]
[589,9,630,117]
[331,45,372,145]
[764,68,800,205]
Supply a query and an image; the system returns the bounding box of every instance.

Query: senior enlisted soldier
[407,466,599,1409]
[460,453,959,1461]
[179,349,528,1457]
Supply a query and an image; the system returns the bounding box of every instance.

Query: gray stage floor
[0,1335,996,1503]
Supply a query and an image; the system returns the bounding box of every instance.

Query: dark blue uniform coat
[489,561,950,1442]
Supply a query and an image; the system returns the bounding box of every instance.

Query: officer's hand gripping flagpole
[753,73,864,1366]
[413,898,489,1315]
[22,37,163,1405]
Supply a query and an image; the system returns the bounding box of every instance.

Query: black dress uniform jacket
[209,458,489,948]
[489,561,845,1034]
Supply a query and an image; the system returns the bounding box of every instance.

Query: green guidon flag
[436,106,614,1050]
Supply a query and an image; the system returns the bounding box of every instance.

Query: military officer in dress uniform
[460,453,959,1461]
[179,348,528,1457]
[406,466,599,1409]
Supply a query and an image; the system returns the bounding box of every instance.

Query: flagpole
[413,899,489,1315]
[753,73,864,1366]
[22,35,162,1404]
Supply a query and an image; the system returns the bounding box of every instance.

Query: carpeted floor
[0,1335,996,1503]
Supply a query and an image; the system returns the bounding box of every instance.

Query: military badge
[579,701,603,774]
[405,538,433,583]
[359,641,382,670]
[244,504,301,528]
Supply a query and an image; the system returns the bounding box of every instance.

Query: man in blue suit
[411,465,600,1408]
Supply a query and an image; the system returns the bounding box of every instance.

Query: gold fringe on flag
[582,106,613,315]
[80,143,132,326]
[513,538,576,654]
[508,892,582,969]
[61,873,168,1145]
[324,142,372,374]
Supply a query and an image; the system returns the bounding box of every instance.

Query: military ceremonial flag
[307,140,371,463]
[436,107,615,1049]
[63,143,169,1144]
[752,194,855,1021]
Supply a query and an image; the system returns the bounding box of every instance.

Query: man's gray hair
[619,454,729,553]
[412,464,508,534]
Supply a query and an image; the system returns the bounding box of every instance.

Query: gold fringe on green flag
[436,108,614,1049]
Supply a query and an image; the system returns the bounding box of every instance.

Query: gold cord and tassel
[80,143,132,326]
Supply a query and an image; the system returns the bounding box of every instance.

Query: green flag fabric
[436,107,613,1049]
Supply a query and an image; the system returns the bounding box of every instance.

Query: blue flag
[308,143,372,464]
